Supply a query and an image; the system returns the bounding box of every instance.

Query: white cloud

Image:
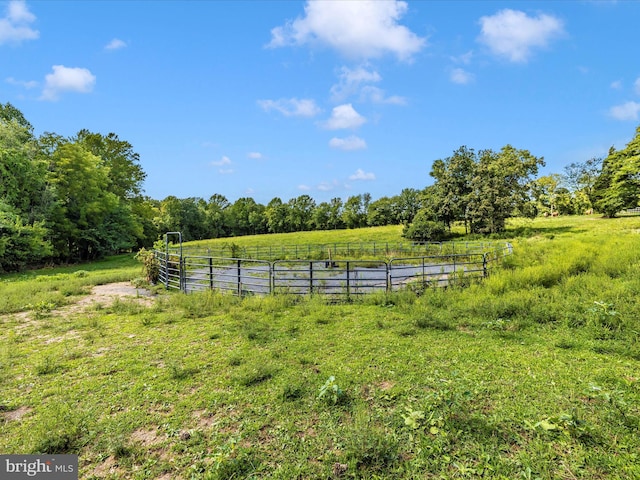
[317,182,334,191]
[211,155,231,166]
[477,9,565,62]
[323,104,366,130]
[610,80,622,90]
[609,101,640,121]
[450,68,474,85]
[218,169,234,175]
[330,65,381,101]
[268,0,426,61]
[0,0,39,45]
[635,77,640,95]
[330,66,406,105]
[40,65,96,101]
[258,98,321,117]
[105,38,127,50]
[349,168,376,181]
[247,152,263,159]
[6,76,37,89]
[451,51,473,65]
[360,85,407,105]
[298,184,311,191]
[329,135,367,151]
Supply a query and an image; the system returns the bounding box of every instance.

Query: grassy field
[1,216,640,479]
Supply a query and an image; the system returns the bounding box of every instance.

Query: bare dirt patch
[130,427,162,447]
[74,282,155,310]
[2,406,33,422]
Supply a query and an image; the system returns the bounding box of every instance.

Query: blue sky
[2,0,639,204]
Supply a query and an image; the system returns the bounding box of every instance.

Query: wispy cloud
[609,101,640,121]
[329,135,367,151]
[0,0,39,45]
[211,155,232,166]
[258,98,321,117]
[635,77,640,95]
[6,76,37,89]
[477,9,565,62]
[40,65,96,101]
[268,0,426,61]
[105,38,127,51]
[349,168,376,181]
[322,104,366,130]
[450,68,474,85]
[247,152,263,160]
[450,51,473,65]
[330,66,406,105]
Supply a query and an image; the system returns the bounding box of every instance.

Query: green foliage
[318,375,345,405]
[593,126,640,217]
[402,210,447,241]
[5,211,640,478]
[135,247,160,283]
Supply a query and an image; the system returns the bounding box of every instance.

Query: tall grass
[2,216,640,478]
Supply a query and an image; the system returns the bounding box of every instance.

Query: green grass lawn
[1,216,640,479]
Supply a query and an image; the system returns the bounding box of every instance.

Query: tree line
[1,102,639,272]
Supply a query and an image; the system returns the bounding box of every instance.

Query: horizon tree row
[2,102,639,270]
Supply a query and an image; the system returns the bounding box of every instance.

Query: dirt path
[75,282,155,308]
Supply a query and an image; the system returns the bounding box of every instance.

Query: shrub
[402,211,447,242]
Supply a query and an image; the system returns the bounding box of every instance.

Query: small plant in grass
[482,317,512,331]
[281,383,304,401]
[27,300,57,319]
[168,361,197,380]
[35,355,60,375]
[135,248,160,284]
[318,376,345,405]
[588,301,623,331]
[343,407,400,474]
[528,411,594,442]
[236,364,276,387]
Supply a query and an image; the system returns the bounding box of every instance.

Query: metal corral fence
[156,234,512,297]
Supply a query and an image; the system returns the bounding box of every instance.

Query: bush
[402,211,447,242]
[134,247,160,283]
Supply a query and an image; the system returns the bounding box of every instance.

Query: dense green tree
[265,197,291,233]
[532,174,562,215]
[429,147,475,231]
[562,157,601,208]
[342,193,370,229]
[367,196,397,226]
[287,195,316,232]
[45,142,123,260]
[156,196,208,241]
[75,130,146,200]
[402,209,447,242]
[592,127,640,217]
[0,201,52,272]
[0,114,47,219]
[227,197,267,236]
[466,146,543,233]
[394,188,422,225]
[205,194,231,238]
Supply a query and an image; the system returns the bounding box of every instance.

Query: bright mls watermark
[0,455,78,479]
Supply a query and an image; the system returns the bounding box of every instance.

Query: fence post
[209,257,214,290]
[180,257,186,292]
[386,261,391,292]
[346,261,350,297]
[237,259,242,296]
[309,261,314,294]
[270,262,274,294]
[483,254,488,278]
